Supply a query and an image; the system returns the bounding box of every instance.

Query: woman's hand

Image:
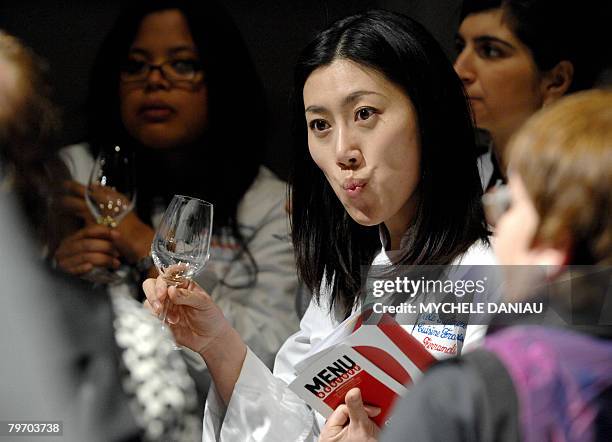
[319,388,380,442]
[143,276,231,353]
[110,211,155,264]
[54,225,120,275]
[142,276,247,404]
[59,180,154,265]
[59,180,95,223]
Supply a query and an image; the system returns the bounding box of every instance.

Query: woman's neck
[147,146,194,169]
[384,220,411,251]
[491,132,511,176]
[384,191,419,251]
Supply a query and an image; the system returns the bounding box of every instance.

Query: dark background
[0,1,463,179]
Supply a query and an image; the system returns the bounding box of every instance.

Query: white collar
[376,224,417,265]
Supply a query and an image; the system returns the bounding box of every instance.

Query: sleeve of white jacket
[202,297,339,441]
[462,324,487,353]
[203,348,316,442]
[59,143,94,185]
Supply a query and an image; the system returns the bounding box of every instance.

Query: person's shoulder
[248,166,287,196]
[59,142,94,184]
[59,142,92,160]
[453,239,497,265]
[237,166,289,222]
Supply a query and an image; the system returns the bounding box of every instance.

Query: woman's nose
[454,49,476,85]
[144,66,171,90]
[335,128,363,170]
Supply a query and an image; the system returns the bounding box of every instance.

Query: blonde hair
[508,89,612,264]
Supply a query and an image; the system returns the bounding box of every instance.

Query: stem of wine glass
[158,277,189,350]
[159,296,181,350]
[159,297,172,332]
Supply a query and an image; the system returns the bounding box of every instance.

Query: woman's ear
[540,60,574,106]
[530,234,572,279]
[531,246,567,266]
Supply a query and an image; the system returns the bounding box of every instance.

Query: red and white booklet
[289,311,436,427]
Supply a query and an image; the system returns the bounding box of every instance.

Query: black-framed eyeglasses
[120,59,203,84]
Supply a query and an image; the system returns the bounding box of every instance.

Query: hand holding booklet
[289,310,437,427]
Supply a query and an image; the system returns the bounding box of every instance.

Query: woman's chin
[136,133,189,150]
[345,207,381,227]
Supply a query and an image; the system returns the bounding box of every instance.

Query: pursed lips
[342,178,367,196]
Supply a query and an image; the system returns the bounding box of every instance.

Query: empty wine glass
[84,145,136,283]
[151,195,213,343]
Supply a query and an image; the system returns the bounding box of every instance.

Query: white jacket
[203,241,496,441]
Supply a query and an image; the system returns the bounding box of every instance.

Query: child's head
[496,89,612,266]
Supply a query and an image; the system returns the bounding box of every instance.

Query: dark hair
[290,10,488,314]
[0,31,71,253]
[88,0,267,284]
[460,0,606,92]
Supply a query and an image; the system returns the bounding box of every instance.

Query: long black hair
[460,0,607,93]
[87,0,267,284]
[291,10,489,315]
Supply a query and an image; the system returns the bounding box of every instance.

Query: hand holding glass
[151,195,213,337]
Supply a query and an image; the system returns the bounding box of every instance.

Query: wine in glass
[151,195,213,339]
[85,145,136,227]
[84,145,136,283]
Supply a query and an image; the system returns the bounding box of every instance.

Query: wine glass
[85,145,136,227]
[84,145,136,283]
[151,195,214,343]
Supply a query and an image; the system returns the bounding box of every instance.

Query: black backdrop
[0,0,463,178]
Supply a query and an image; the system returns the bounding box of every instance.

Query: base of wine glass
[83,266,127,285]
[160,321,182,351]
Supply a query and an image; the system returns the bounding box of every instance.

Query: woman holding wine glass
[144,10,496,441]
[57,0,299,359]
[54,0,300,436]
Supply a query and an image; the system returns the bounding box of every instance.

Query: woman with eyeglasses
[454,0,607,189]
[53,0,300,435]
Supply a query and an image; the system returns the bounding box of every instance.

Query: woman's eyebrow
[305,91,384,114]
[474,35,516,50]
[167,46,199,55]
[305,105,326,114]
[127,48,149,56]
[342,90,384,106]
[127,46,198,56]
